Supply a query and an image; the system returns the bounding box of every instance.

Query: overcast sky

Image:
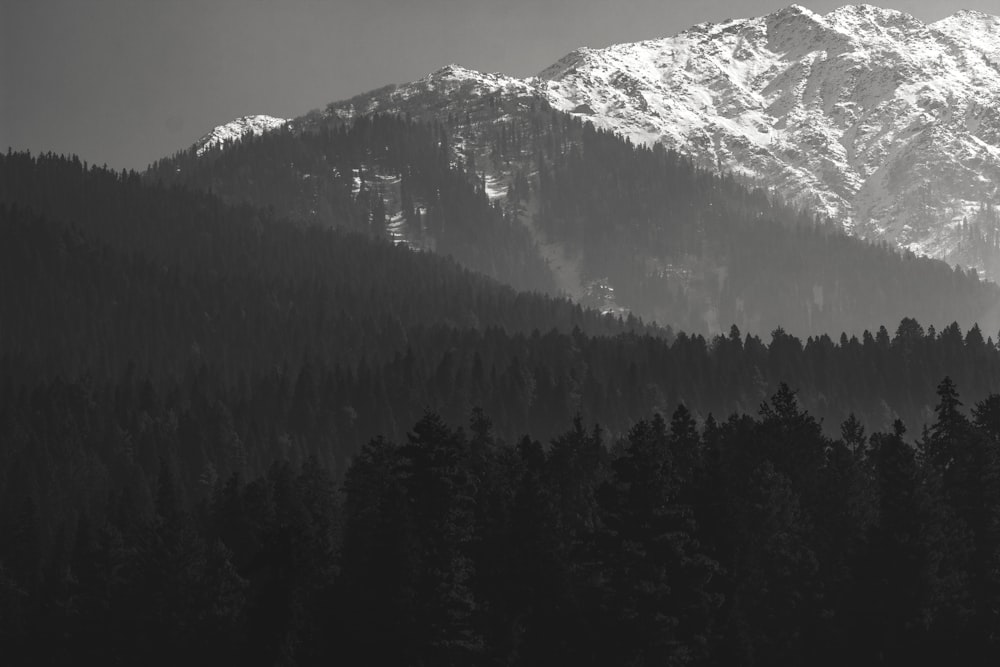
[3,0,997,170]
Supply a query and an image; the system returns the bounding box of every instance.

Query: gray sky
[3,0,997,170]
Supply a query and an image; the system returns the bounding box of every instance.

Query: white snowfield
[205,5,1000,275]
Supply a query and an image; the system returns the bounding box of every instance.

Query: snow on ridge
[195,114,288,156]
[537,47,597,80]
[329,61,542,121]
[426,63,483,81]
[253,3,1000,278]
[532,3,1000,275]
[933,8,999,26]
[422,63,537,96]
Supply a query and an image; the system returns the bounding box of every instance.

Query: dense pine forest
[4,146,1000,663]
[4,382,1000,665]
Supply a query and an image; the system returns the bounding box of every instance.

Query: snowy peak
[778,4,816,17]
[420,63,534,95]
[312,4,1000,279]
[195,114,288,156]
[766,4,824,34]
[537,47,597,80]
[426,63,489,82]
[204,5,1000,278]
[325,62,539,123]
[824,4,923,31]
[942,7,1000,28]
[932,10,1000,57]
[532,4,1000,276]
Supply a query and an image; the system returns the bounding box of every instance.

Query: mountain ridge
[535,3,1000,273]
[196,4,1000,277]
[194,114,290,156]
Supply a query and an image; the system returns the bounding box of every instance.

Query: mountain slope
[1,151,638,383]
[539,4,1000,276]
[150,115,557,294]
[153,102,1000,338]
[302,5,1000,280]
[154,4,1000,336]
[194,114,290,156]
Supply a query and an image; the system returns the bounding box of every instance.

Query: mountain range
[195,4,1000,282]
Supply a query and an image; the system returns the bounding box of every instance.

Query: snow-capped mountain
[329,6,1000,275]
[538,4,1000,272]
[194,114,289,156]
[199,5,1000,278]
[320,63,544,133]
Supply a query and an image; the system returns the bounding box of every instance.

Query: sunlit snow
[195,115,289,156]
[210,5,1000,278]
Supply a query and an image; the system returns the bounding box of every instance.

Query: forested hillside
[4,381,1000,665]
[0,151,637,383]
[151,96,1000,336]
[147,115,555,294]
[4,151,1000,664]
[533,119,1000,335]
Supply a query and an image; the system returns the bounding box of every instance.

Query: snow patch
[195,115,288,156]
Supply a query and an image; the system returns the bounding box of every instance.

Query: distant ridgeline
[149,106,1000,338]
[5,151,1000,662]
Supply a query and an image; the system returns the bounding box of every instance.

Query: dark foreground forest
[3,380,1000,665]
[3,151,1000,664]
